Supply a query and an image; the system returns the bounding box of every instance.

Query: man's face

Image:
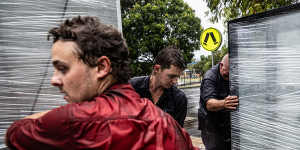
[156,65,182,89]
[220,62,229,81]
[51,40,98,103]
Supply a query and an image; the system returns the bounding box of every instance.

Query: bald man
[198,54,239,150]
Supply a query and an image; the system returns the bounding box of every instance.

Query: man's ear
[153,64,161,74]
[219,62,223,68]
[96,56,111,79]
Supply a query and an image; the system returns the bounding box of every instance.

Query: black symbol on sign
[203,32,218,45]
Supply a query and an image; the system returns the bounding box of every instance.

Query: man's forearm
[206,98,225,111]
[176,107,187,127]
[206,96,239,112]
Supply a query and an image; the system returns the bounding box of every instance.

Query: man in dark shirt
[198,54,239,150]
[130,47,187,127]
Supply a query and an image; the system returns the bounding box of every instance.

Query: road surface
[181,87,205,149]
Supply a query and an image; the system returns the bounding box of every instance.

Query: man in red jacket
[5,16,199,150]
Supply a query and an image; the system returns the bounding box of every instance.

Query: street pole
[211,51,214,67]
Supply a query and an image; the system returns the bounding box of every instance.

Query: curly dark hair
[154,46,186,70]
[48,16,130,83]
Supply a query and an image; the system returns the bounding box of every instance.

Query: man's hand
[206,96,239,112]
[24,110,51,119]
[224,96,239,110]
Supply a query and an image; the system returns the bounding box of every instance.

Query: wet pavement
[181,87,205,149]
[182,86,201,137]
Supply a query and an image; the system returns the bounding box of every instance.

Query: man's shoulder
[69,90,141,119]
[168,86,187,101]
[129,76,149,89]
[170,86,185,95]
[203,64,219,80]
[129,76,148,83]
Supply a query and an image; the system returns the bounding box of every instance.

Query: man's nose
[51,72,62,87]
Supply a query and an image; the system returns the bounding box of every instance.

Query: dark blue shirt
[198,63,230,133]
[129,76,187,127]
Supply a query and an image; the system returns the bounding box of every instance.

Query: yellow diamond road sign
[200,27,222,51]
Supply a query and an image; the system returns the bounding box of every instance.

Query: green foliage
[121,0,202,76]
[204,0,299,23]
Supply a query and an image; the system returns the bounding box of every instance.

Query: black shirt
[198,64,230,133]
[129,76,187,127]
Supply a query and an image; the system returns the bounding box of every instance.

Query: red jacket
[6,83,199,150]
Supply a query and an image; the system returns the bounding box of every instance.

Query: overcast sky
[183,0,224,61]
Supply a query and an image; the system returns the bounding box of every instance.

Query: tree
[204,0,299,23]
[121,0,202,76]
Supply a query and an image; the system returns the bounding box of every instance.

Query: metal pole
[211,51,214,67]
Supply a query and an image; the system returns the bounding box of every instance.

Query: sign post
[200,27,222,67]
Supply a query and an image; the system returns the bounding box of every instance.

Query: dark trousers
[201,130,231,150]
